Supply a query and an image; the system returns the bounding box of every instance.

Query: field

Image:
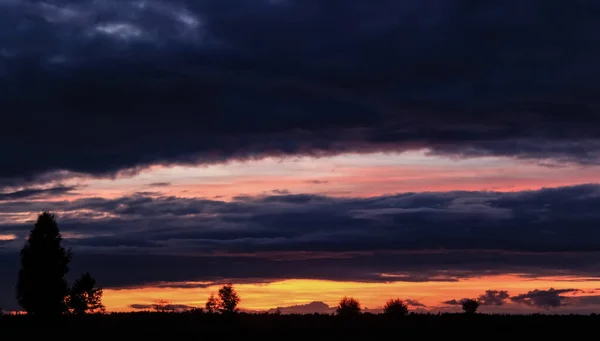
[0,312,598,338]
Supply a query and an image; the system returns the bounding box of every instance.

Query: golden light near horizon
[101,275,600,313]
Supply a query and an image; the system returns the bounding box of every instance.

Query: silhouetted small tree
[336,296,361,316]
[383,298,409,317]
[205,293,220,313]
[67,272,104,314]
[152,299,172,313]
[218,284,240,314]
[16,212,72,316]
[461,299,480,314]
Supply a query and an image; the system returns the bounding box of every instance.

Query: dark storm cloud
[477,290,510,306]
[1,0,600,184]
[0,184,600,254]
[1,184,598,253]
[510,288,580,309]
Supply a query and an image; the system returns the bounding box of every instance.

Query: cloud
[510,288,580,308]
[572,295,600,306]
[1,0,600,185]
[267,301,334,315]
[444,290,509,307]
[0,185,78,201]
[130,303,196,312]
[0,183,597,254]
[129,304,153,310]
[442,299,462,306]
[477,290,510,306]
[306,180,329,185]
[405,299,426,308]
[147,278,275,289]
[148,182,171,187]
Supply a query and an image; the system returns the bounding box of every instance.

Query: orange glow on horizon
[101,275,600,313]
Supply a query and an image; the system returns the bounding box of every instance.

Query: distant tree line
[335,296,479,317]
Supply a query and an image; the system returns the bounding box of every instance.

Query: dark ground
[0,312,597,338]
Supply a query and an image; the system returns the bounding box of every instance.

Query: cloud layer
[2,0,600,185]
[510,288,579,309]
[1,184,600,310]
[3,184,600,253]
[442,288,600,313]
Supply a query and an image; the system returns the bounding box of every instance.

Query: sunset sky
[2,0,600,314]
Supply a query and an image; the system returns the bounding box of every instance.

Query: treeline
[144,286,481,316]
[8,212,483,317]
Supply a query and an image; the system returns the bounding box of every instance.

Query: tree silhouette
[205,293,220,313]
[383,298,409,317]
[461,299,480,314]
[336,296,361,316]
[67,272,104,314]
[218,284,240,314]
[16,212,72,316]
[152,299,172,313]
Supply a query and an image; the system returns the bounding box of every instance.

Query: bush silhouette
[461,299,480,314]
[218,284,240,314]
[67,272,104,314]
[336,297,361,316]
[16,212,72,316]
[383,298,409,317]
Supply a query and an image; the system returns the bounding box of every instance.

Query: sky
[1,0,600,314]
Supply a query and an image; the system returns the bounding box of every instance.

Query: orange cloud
[0,233,17,241]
